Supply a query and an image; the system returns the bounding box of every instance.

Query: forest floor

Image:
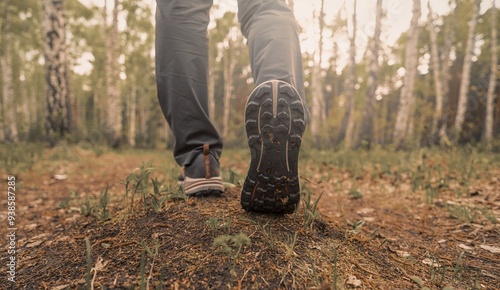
[0,144,499,289]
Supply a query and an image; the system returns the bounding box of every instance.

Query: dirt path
[1,147,499,289]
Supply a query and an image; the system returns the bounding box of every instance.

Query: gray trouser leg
[237,0,306,103]
[155,0,305,166]
[155,0,221,166]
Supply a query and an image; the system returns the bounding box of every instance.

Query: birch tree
[222,29,236,139]
[454,0,480,138]
[310,0,326,147]
[393,0,421,147]
[485,1,497,141]
[358,0,383,148]
[128,79,137,147]
[1,0,19,142]
[428,1,445,144]
[42,0,73,143]
[339,0,357,147]
[104,0,122,147]
[436,0,457,145]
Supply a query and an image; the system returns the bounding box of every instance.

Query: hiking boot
[179,144,224,196]
[241,80,306,213]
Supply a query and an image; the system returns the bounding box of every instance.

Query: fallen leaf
[346,275,362,287]
[93,256,109,272]
[24,224,38,230]
[26,240,44,248]
[222,182,236,189]
[458,244,473,251]
[356,208,374,215]
[396,250,411,258]
[51,285,69,290]
[53,174,68,180]
[422,258,441,267]
[480,244,500,254]
[30,233,48,240]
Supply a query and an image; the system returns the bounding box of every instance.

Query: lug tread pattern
[241,80,305,213]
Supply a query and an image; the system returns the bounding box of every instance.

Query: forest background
[0,0,499,150]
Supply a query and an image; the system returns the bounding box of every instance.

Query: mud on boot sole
[241,80,305,213]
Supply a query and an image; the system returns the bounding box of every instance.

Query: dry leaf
[480,244,500,254]
[93,256,109,272]
[356,208,374,215]
[458,244,473,251]
[422,258,441,267]
[346,275,362,287]
[26,240,44,248]
[53,174,68,180]
[51,285,69,290]
[24,224,38,230]
[396,250,411,258]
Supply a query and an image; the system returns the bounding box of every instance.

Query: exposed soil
[0,146,499,289]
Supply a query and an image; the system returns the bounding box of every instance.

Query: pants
[155,0,305,166]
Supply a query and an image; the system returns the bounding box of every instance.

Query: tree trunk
[393,0,421,147]
[485,1,497,142]
[310,0,325,148]
[437,0,457,145]
[42,0,73,144]
[105,0,122,147]
[1,0,19,142]
[428,1,446,144]
[358,0,383,148]
[128,80,137,147]
[343,0,357,148]
[454,0,480,138]
[222,37,235,139]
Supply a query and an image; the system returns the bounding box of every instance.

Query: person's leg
[156,0,223,195]
[237,0,307,213]
[155,0,222,167]
[237,0,306,104]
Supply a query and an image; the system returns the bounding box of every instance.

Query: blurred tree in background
[0,0,498,150]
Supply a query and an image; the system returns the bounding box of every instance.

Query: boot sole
[241,80,305,213]
[183,177,224,196]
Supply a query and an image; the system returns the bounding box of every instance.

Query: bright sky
[76,0,497,74]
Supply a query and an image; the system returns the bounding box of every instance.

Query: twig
[146,254,156,290]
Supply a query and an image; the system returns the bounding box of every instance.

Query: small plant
[446,204,479,223]
[222,166,241,185]
[85,238,92,290]
[58,191,79,209]
[206,217,221,237]
[302,188,323,230]
[81,196,94,217]
[123,162,154,213]
[260,221,277,253]
[213,232,251,282]
[141,235,160,290]
[478,207,498,224]
[282,232,298,258]
[425,185,438,204]
[98,185,111,220]
[148,177,169,213]
[332,247,339,290]
[348,189,363,200]
[220,215,232,235]
[345,220,365,239]
[452,252,464,282]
